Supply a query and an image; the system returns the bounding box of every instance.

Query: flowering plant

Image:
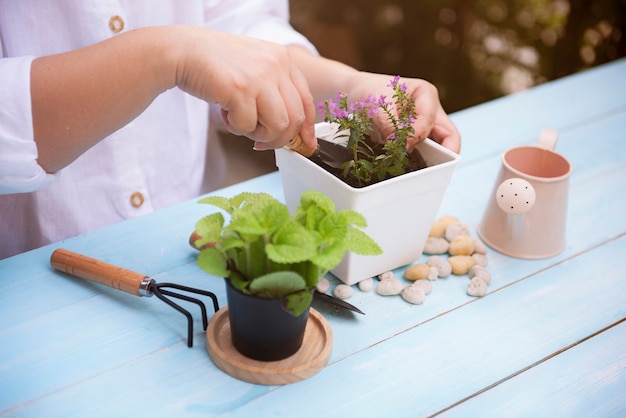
[318,75,422,187]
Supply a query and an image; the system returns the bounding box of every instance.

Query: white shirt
[0,0,316,259]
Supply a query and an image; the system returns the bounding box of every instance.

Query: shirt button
[130,192,144,208]
[109,15,124,33]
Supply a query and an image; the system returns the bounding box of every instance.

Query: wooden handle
[286,133,316,158]
[50,249,151,297]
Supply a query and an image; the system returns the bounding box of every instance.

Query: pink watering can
[477,129,572,259]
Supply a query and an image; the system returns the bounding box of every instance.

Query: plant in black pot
[192,190,381,362]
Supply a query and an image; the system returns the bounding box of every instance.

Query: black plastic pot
[225,279,311,361]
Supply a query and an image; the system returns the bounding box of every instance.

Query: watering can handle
[537,128,559,150]
[50,248,152,297]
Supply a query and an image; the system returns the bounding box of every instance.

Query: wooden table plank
[440,320,626,417]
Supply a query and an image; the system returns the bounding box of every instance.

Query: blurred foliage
[290,0,625,112]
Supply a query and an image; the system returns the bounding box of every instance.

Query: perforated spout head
[496,178,536,215]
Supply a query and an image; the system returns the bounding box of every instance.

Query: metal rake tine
[160,282,220,314]
[152,289,195,347]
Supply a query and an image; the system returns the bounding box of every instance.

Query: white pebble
[376,277,403,296]
[472,253,489,267]
[316,277,330,293]
[426,255,452,277]
[469,265,491,285]
[410,279,432,295]
[401,286,426,304]
[358,277,374,292]
[428,266,439,281]
[445,223,471,241]
[467,277,488,297]
[333,284,354,299]
[378,271,395,281]
[423,237,450,254]
[473,238,488,255]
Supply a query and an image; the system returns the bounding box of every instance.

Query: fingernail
[253,142,269,151]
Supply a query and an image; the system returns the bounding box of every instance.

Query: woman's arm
[31,25,317,173]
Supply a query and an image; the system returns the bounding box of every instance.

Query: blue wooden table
[1,59,625,417]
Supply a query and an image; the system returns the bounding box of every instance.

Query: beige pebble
[358,277,374,292]
[445,223,471,241]
[376,277,404,296]
[410,279,432,295]
[429,220,446,238]
[438,215,459,226]
[333,284,354,299]
[401,286,426,304]
[316,277,330,293]
[469,265,491,285]
[404,263,430,281]
[448,235,475,256]
[472,253,488,267]
[379,271,395,281]
[426,255,452,277]
[424,237,450,254]
[467,277,488,297]
[448,255,476,275]
[473,238,488,255]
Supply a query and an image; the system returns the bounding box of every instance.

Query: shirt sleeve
[0,56,56,194]
[203,0,317,52]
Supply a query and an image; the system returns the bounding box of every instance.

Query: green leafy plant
[193,190,381,316]
[318,75,424,187]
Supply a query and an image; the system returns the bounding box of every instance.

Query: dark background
[290,0,625,113]
[220,0,625,186]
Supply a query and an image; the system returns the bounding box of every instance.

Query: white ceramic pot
[274,130,461,285]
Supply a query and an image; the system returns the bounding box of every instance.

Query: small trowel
[286,133,353,169]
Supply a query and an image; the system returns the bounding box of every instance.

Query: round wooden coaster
[206,306,332,385]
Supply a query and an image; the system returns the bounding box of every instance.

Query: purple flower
[378,95,392,108]
[387,75,401,88]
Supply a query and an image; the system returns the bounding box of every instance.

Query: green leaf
[311,241,347,270]
[228,270,249,293]
[194,213,224,244]
[266,221,317,264]
[344,226,383,255]
[282,289,314,317]
[229,192,256,209]
[317,213,347,241]
[219,233,246,252]
[338,209,368,228]
[299,190,336,214]
[196,247,230,278]
[197,196,232,213]
[229,195,289,236]
[248,271,307,299]
[300,204,326,231]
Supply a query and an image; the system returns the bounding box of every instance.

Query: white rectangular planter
[275,138,461,285]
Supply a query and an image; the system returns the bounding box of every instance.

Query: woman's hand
[348,73,461,153]
[173,27,316,150]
